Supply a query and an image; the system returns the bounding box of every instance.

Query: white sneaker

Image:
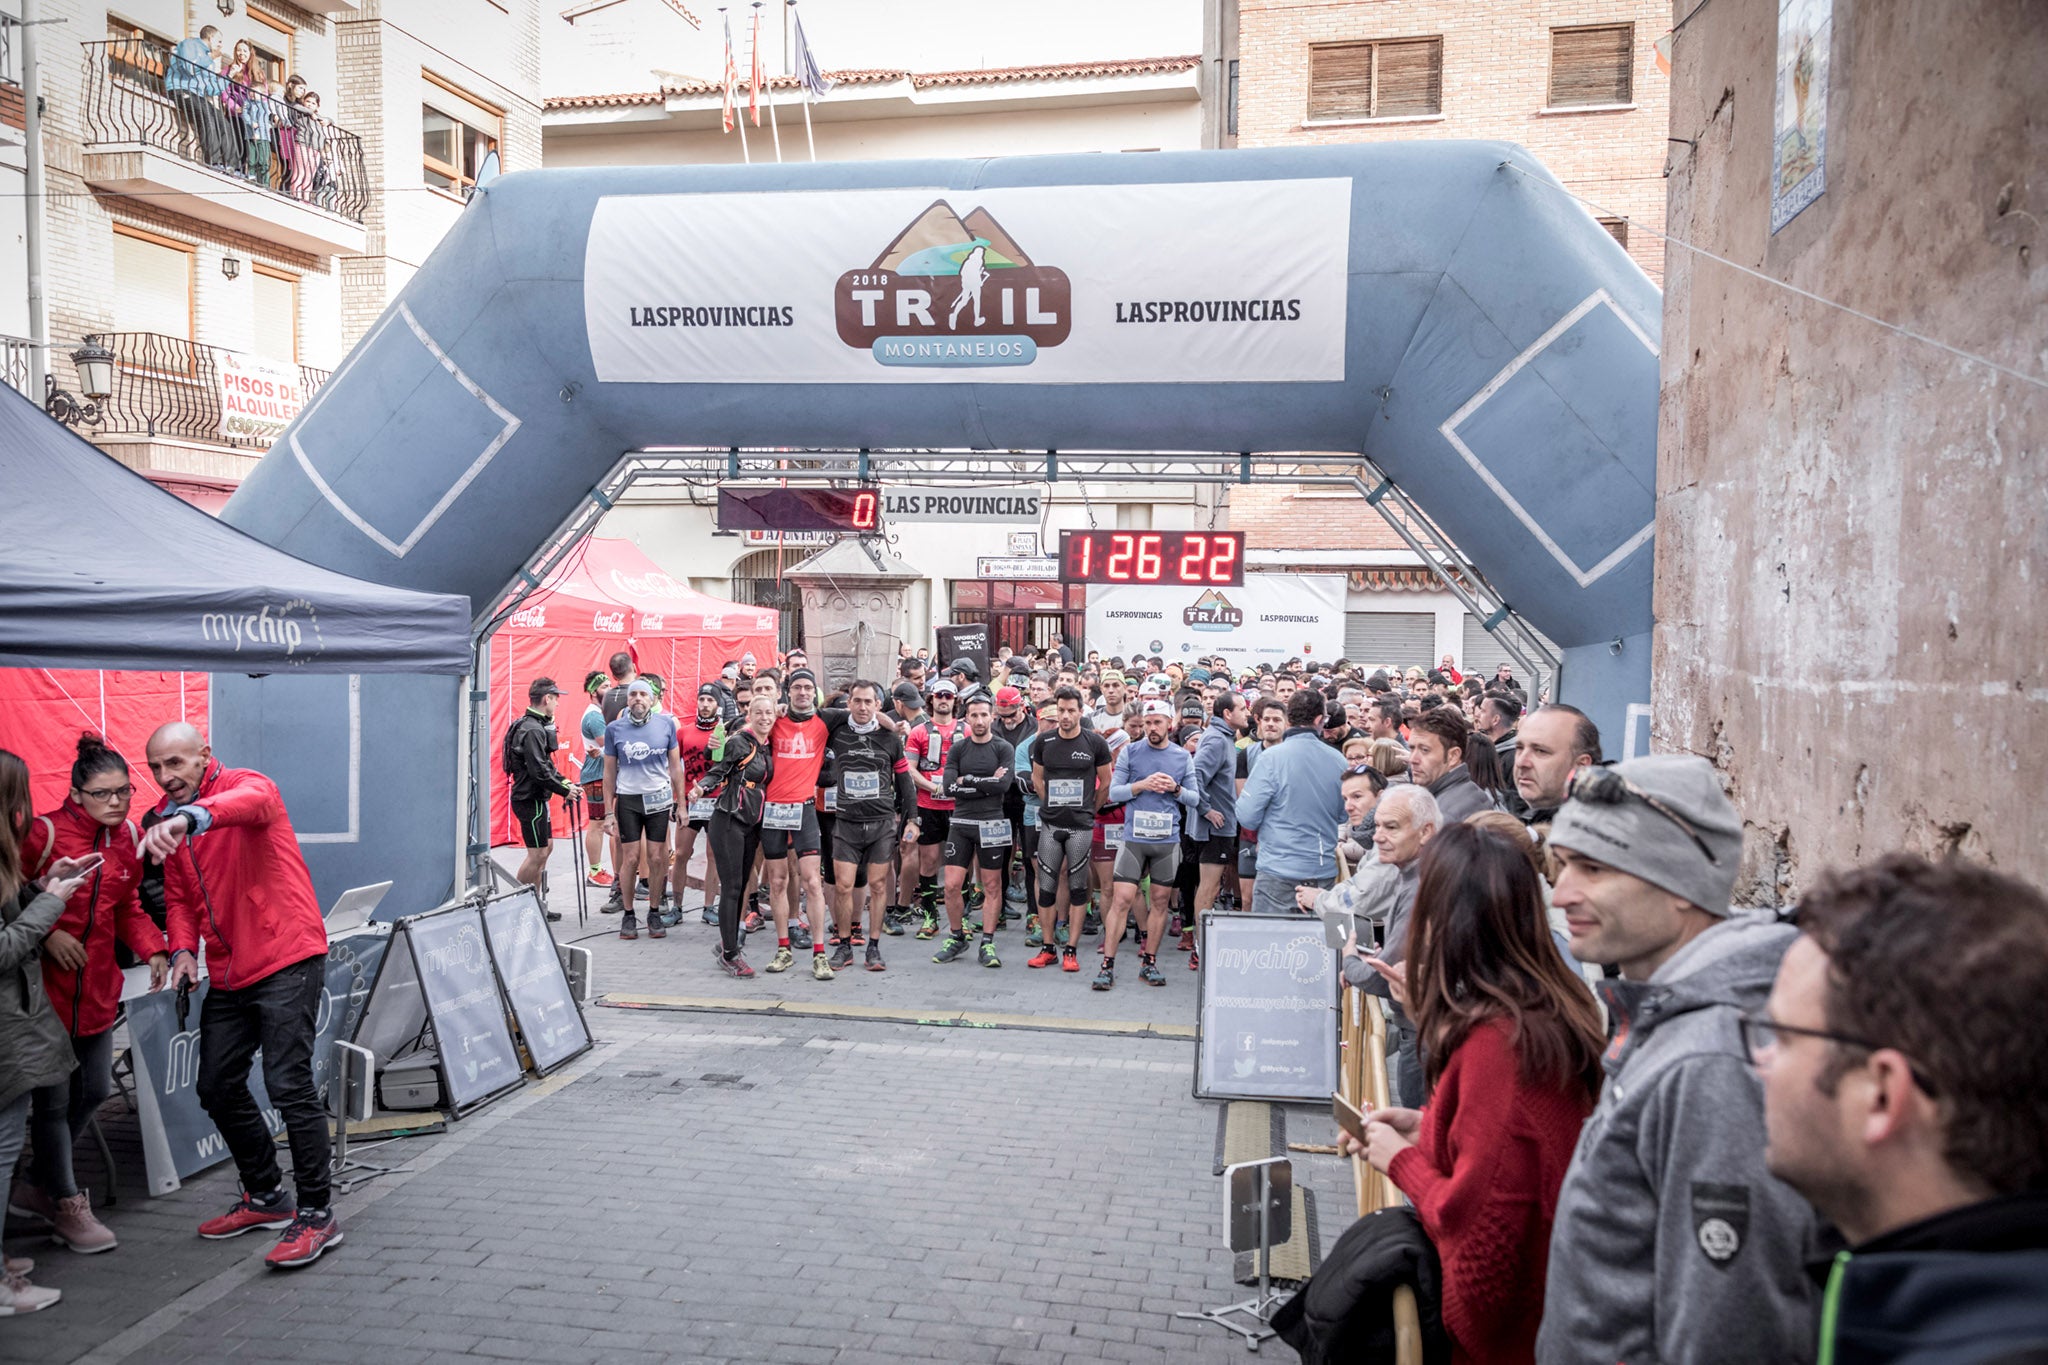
[0,1270,60,1315]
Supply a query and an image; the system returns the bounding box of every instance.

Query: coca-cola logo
[592,611,626,633]
[642,614,665,631]
[608,568,692,602]
[509,603,547,629]
[702,614,723,631]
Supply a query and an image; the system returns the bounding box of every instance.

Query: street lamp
[45,335,115,428]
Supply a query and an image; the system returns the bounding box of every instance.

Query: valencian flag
[721,11,739,133]
[793,9,834,99]
[748,4,764,125]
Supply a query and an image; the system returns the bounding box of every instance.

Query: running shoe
[1178,927,1196,953]
[864,941,885,972]
[265,1211,343,1269]
[932,935,971,964]
[1025,913,1043,945]
[601,890,624,916]
[647,910,667,940]
[811,951,835,981]
[619,911,639,941]
[1092,959,1115,991]
[1061,947,1081,973]
[978,940,1001,969]
[1028,947,1060,969]
[742,909,767,935]
[915,907,942,940]
[1188,948,1201,971]
[964,883,985,914]
[197,1188,295,1240]
[881,905,910,936]
[765,944,795,973]
[850,926,867,947]
[829,939,855,972]
[701,905,718,926]
[586,869,615,888]
[1055,921,1070,947]
[1083,909,1103,936]
[637,878,651,897]
[790,922,813,951]
[718,948,755,979]
[1139,957,1166,987]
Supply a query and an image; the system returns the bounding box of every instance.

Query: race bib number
[687,797,717,821]
[1131,807,1175,841]
[842,770,882,801]
[1101,826,1125,851]
[642,786,674,814]
[821,787,838,812]
[978,819,1013,848]
[764,801,804,831]
[1047,777,1085,808]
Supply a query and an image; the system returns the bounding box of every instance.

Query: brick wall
[1228,483,1410,552]
[1236,0,1669,282]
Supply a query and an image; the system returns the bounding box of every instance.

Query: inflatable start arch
[218,142,1660,912]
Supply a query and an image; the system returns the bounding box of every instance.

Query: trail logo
[1183,590,1244,632]
[836,201,1071,369]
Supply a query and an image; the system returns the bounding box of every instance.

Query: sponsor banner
[1196,913,1339,1102]
[1084,573,1344,672]
[976,556,1061,581]
[883,484,1042,523]
[218,350,306,443]
[584,179,1351,385]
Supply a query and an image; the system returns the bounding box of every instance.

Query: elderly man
[1753,855,2048,1364]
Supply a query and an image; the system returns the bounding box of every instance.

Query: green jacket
[1,886,77,1107]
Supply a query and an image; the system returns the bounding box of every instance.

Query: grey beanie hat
[1548,754,1743,914]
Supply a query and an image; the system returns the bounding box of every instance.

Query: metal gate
[1344,611,1435,674]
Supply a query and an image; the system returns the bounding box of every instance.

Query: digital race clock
[1058,531,1245,586]
[716,486,881,534]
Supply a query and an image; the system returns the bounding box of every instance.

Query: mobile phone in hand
[67,853,105,879]
[1333,1092,1371,1145]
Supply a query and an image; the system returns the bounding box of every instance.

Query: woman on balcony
[290,89,329,210]
[274,73,307,197]
[222,41,262,180]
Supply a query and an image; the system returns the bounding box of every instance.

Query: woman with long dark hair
[1349,821,1604,1365]
[1463,732,1508,808]
[15,734,170,1254]
[694,694,777,978]
[0,750,100,1313]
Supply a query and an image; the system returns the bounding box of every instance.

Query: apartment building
[2,0,539,507]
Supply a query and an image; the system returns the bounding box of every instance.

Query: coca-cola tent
[486,537,777,846]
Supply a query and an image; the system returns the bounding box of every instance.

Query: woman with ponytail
[0,749,101,1313]
[12,734,170,1256]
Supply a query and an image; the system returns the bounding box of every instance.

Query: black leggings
[710,809,762,958]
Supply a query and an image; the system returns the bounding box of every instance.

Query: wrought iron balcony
[76,332,330,449]
[81,38,369,234]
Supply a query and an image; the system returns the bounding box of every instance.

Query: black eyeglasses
[1737,1012,1940,1096]
[1567,765,1719,865]
[79,785,133,802]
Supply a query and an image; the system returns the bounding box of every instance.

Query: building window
[1227,58,1238,137]
[247,7,295,87]
[1549,24,1634,108]
[1308,37,1443,122]
[107,20,176,90]
[110,224,194,341]
[422,72,503,195]
[251,264,299,362]
[1597,217,1629,248]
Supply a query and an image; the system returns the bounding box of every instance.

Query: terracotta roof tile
[545,55,1199,110]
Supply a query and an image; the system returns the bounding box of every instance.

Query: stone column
[784,540,922,697]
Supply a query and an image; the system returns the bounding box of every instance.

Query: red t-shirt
[764,712,829,804]
[903,718,962,811]
[677,719,720,790]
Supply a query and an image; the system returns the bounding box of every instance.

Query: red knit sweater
[1386,1017,1593,1365]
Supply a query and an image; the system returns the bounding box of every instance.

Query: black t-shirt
[1031,728,1113,830]
[601,683,631,724]
[941,734,1016,821]
[823,720,910,824]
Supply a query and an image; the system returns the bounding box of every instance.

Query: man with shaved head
[142,721,342,1270]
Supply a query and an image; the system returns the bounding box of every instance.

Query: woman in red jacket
[13,734,169,1255]
[1352,822,1604,1365]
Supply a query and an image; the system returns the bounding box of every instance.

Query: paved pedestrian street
[7,845,1355,1364]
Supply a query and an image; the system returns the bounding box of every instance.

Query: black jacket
[700,727,773,824]
[1272,1206,1450,1365]
[1815,1191,2048,1365]
[506,711,573,803]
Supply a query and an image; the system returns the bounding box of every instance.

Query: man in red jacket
[144,722,341,1270]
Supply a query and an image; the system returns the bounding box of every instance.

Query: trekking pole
[570,789,589,928]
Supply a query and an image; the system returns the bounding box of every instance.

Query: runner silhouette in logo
[948,244,989,330]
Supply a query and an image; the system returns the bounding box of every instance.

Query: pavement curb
[597,991,1201,1040]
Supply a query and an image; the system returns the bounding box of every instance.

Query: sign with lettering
[218,350,306,444]
[977,556,1062,581]
[404,905,525,1114]
[881,485,1042,523]
[585,181,1352,385]
[1195,911,1339,1102]
[126,982,285,1193]
[482,890,592,1075]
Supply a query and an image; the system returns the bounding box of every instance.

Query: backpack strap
[32,816,56,877]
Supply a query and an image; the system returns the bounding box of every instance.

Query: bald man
[144,723,342,1270]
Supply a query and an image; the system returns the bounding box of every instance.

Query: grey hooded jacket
[1537,914,1819,1365]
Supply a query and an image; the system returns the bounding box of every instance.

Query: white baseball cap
[1142,700,1174,718]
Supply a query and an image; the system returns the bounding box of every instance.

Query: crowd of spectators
[157,24,338,210]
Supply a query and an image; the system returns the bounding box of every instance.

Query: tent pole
[455,661,474,898]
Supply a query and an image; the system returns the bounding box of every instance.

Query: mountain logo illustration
[1183,590,1244,632]
[835,200,1072,369]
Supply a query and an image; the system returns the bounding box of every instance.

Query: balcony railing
[82,38,369,224]
[0,334,31,400]
[87,332,330,448]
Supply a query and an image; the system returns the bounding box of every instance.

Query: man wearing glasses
[1748,855,2048,1364]
[1536,755,1818,1365]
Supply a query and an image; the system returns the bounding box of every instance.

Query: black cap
[697,682,722,700]
[891,681,924,709]
[527,678,561,702]
[947,657,979,679]
[1426,670,1449,685]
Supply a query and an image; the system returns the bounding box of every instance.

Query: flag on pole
[748,5,763,126]
[721,11,739,133]
[793,9,834,100]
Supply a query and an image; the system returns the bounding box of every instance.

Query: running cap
[1142,700,1174,718]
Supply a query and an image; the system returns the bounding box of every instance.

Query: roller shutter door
[1344,612,1435,674]
[1460,615,1557,682]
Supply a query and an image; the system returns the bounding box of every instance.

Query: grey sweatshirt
[1537,914,1819,1365]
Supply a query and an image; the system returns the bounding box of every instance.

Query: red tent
[487,537,777,846]
[0,668,209,814]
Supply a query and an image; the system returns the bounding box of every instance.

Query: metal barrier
[82,38,370,224]
[84,332,330,448]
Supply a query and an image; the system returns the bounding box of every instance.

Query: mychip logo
[835,201,1072,369]
[199,598,323,668]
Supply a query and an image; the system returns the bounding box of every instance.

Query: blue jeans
[28,1028,114,1198]
[195,954,330,1210]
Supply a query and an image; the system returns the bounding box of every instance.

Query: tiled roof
[545,55,1200,110]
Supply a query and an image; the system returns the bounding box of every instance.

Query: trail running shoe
[811,951,835,981]
[865,941,886,972]
[881,905,909,936]
[702,905,718,926]
[618,912,639,941]
[932,935,971,964]
[1189,948,1201,971]
[979,940,1001,969]
[1028,947,1059,969]
[850,925,867,947]
[586,869,615,888]
[197,1188,295,1240]
[265,1210,343,1269]
[1178,927,1196,952]
[1140,957,1166,987]
[601,889,624,915]
[964,884,985,914]
[647,907,668,939]
[765,945,795,973]
[915,908,941,940]
[1092,960,1114,990]
[742,910,767,935]
[1055,921,1070,947]
[790,922,813,951]
[1083,909,1103,936]
[1024,915,1043,947]
[1062,947,1081,973]
[718,948,754,979]
[829,939,855,972]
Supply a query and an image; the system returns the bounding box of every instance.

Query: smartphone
[1332,1091,1371,1145]
[66,853,105,879]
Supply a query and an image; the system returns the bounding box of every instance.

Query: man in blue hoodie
[1755,854,2048,1365]
[1233,689,1346,916]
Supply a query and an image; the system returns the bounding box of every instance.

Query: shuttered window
[110,226,193,339]
[1344,612,1436,672]
[1460,615,1559,684]
[251,265,298,362]
[1308,37,1442,121]
[1549,24,1633,107]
